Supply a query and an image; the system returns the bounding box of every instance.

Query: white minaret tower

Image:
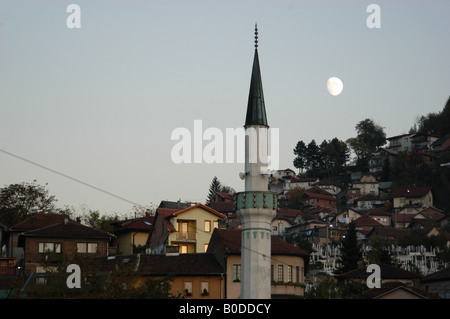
[235,25,277,299]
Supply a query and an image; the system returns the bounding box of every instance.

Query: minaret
[235,24,277,299]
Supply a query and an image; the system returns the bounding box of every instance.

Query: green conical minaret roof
[245,24,268,128]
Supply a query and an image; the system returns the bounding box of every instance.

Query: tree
[366,238,393,265]
[293,140,307,173]
[82,210,120,233]
[336,222,362,274]
[0,181,59,228]
[321,138,349,178]
[305,140,321,176]
[411,96,450,137]
[287,186,305,210]
[346,119,386,169]
[205,176,222,207]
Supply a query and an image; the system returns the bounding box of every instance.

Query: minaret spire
[245,24,268,128]
[254,23,258,49]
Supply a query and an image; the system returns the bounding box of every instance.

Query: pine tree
[205,176,222,207]
[336,222,362,274]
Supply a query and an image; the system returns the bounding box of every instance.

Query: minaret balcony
[235,191,277,210]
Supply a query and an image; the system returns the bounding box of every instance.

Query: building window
[38,242,61,254]
[184,281,192,296]
[201,282,209,296]
[288,265,293,282]
[204,243,208,252]
[77,243,97,254]
[233,264,241,282]
[296,266,300,283]
[271,265,274,281]
[278,265,284,282]
[204,220,211,232]
[213,221,219,229]
[180,245,188,254]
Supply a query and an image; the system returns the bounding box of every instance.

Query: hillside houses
[1,162,449,299]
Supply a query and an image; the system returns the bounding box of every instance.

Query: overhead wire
[0,148,144,207]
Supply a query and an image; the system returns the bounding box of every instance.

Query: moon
[327,77,344,96]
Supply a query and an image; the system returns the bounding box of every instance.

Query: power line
[0,148,142,207]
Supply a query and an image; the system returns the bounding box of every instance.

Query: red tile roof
[114,215,154,234]
[367,208,391,216]
[353,214,382,227]
[392,187,432,198]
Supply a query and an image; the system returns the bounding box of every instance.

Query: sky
[1,0,449,217]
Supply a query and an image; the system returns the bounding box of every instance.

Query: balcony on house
[176,231,197,241]
[176,220,197,242]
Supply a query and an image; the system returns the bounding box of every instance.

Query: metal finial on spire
[254,23,258,49]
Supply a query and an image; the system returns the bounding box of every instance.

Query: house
[289,177,319,190]
[369,148,397,174]
[271,168,296,179]
[352,172,379,196]
[352,214,382,232]
[431,136,450,153]
[421,266,450,299]
[334,208,363,225]
[148,203,226,255]
[311,180,342,196]
[386,133,414,154]
[137,253,226,299]
[6,213,75,267]
[271,208,304,237]
[207,228,309,299]
[360,282,438,299]
[392,187,433,212]
[210,192,235,221]
[366,226,410,243]
[354,194,388,210]
[303,187,337,210]
[113,214,154,255]
[366,208,392,226]
[393,208,420,229]
[410,132,440,152]
[18,217,115,274]
[419,207,448,226]
[337,263,422,288]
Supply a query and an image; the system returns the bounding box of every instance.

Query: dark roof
[210,201,235,213]
[9,213,70,231]
[367,225,410,239]
[337,264,422,280]
[421,266,450,283]
[245,47,268,127]
[138,253,225,275]
[98,253,225,276]
[20,220,114,240]
[158,200,192,210]
[360,282,438,299]
[392,187,432,198]
[209,228,309,257]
